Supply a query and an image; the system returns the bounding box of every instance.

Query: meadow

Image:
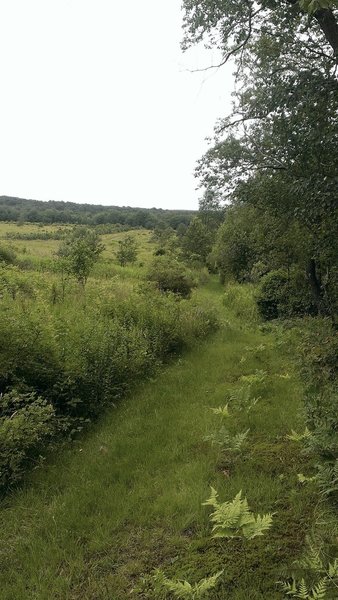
[0,222,337,599]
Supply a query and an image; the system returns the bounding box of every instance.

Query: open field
[0,222,155,277]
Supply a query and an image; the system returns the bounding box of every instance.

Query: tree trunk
[306,258,324,315]
[286,1,338,57]
[314,8,338,56]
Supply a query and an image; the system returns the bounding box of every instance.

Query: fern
[203,488,273,540]
[279,577,328,598]
[286,428,312,442]
[210,404,230,418]
[152,569,223,599]
[279,542,338,599]
[204,427,249,451]
[229,385,261,412]
[240,370,267,385]
[316,460,338,497]
[297,473,317,484]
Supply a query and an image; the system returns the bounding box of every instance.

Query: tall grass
[223,283,259,325]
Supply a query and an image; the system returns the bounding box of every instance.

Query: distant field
[0,221,71,236]
[0,222,155,272]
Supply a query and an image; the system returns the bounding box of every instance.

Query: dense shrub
[256,269,317,320]
[147,257,197,298]
[0,270,218,490]
[0,391,56,490]
[0,265,35,299]
[0,245,16,265]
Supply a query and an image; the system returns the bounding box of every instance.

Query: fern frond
[204,488,273,540]
[204,427,249,451]
[297,473,317,484]
[287,428,312,442]
[311,578,328,599]
[328,558,338,578]
[163,579,193,597]
[152,569,223,599]
[202,486,219,508]
[295,543,323,573]
[210,404,230,418]
[243,513,274,539]
[193,571,223,596]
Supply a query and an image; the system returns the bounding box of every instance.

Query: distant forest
[0,196,195,229]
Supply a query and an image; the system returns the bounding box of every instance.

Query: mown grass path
[0,281,318,599]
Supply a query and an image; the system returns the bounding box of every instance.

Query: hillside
[0,196,196,228]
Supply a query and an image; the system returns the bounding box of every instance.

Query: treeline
[0,196,195,229]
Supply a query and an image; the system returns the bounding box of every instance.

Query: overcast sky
[0,1,233,210]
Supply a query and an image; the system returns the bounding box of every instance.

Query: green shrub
[0,391,56,490]
[0,272,218,490]
[0,244,16,265]
[0,265,35,299]
[256,269,317,320]
[147,257,197,298]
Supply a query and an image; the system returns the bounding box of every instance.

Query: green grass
[0,279,335,599]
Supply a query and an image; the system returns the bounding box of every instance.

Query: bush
[0,269,218,490]
[0,391,56,490]
[0,245,16,265]
[147,257,197,298]
[0,265,35,299]
[256,269,317,320]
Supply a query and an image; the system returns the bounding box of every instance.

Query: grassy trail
[0,281,318,599]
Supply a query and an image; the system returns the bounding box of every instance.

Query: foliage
[0,264,218,491]
[286,428,312,442]
[279,543,338,598]
[229,385,261,412]
[203,488,273,539]
[151,568,223,599]
[181,217,212,263]
[0,391,56,489]
[0,244,16,265]
[210,404,229,418]
[0,195,195,229]
[183,0,338,316]
[57,227,104,285]
[0,265,35,299]
[147,257,197,298]
[296,318,338,499]
[257,270,317,321]
[204,427,249,451]
[116,234,138,266]
[223,283,259,324]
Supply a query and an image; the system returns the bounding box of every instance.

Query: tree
[182,217,212,263]
[182,1,338,64]
[57,228,104,286]
[116,235,138,266]
[182,0,338,314]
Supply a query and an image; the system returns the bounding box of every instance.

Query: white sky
[0,1,233,210]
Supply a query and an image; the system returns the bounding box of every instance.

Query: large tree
[182,0,338,61]
[182,0,338,314]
